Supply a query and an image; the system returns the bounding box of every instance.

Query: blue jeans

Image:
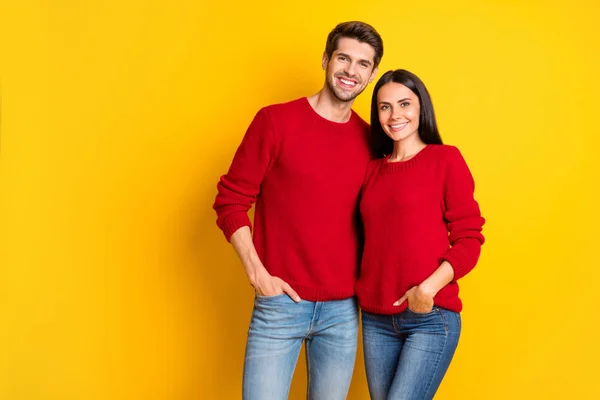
[243,294,358,400]
[362,307,461,400]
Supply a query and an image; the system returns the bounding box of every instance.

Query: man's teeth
[340,78,356,86]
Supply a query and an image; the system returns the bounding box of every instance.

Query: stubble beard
[326,73,366,103]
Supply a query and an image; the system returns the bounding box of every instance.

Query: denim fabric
[243,294,358,400]
[362,307,461,400]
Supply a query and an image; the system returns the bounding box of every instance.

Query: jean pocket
[406,306,438,315]
[255,293,287,301]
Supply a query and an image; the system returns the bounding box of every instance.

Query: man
[213,21,383,400]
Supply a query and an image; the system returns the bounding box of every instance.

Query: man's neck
[306,88,354,123]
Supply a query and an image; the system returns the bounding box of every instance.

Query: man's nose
[344,62,357,77]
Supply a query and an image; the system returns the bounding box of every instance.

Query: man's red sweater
[357,144,485,314]
[213,98,371,301]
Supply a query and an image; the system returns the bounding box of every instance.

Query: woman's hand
[393,284,436,313]
[393,261,456,312]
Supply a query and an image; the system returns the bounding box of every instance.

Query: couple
[213,21,485,400]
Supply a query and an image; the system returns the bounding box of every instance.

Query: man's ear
[369,67,379,83]
[322,52,328,70]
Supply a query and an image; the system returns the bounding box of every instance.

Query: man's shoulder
[260,97,306,116]
[350,109,370,131]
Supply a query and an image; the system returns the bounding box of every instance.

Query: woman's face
[377,82,420,142]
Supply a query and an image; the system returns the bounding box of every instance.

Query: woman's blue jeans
[243,294,358,400]
[362,307,461,400]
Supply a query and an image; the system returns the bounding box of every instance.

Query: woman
[357,69,485,400]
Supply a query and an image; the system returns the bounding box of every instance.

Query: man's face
[323,37,378,102]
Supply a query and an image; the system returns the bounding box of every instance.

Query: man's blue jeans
[362,307,461,400]
[242,294,358,400]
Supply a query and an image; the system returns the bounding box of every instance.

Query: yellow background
[1,0,599,399]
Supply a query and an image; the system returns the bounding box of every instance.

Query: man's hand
[251,267,301,302]
[230,226,301,302]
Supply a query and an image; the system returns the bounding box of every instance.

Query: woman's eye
[401,102,410,107]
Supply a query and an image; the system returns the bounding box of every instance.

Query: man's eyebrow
[336,52,373,66]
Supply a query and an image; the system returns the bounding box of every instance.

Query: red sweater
[213,98,371,301]
[357,144,485,314]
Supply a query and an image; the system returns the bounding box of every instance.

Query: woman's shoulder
[363,157,385,182]
[367,157,385,172]
[429,143,460,155]
[368,157,386,166]
[428,144,466,164]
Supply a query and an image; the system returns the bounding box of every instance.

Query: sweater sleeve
[213,108,277,241]
[440,146,485,280]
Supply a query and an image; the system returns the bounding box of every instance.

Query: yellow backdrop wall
[1,0,599,399]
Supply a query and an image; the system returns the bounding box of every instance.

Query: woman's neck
[388,136,427,162]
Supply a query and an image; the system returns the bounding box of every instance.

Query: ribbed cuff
[441,252,468,280]
[220,212,252,242]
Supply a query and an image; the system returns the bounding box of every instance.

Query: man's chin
[332,90,359,103]
[326,81,362,103]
